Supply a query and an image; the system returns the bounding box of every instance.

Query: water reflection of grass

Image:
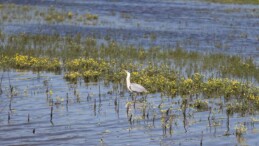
[0,32,258,113]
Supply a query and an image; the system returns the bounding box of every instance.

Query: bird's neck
[126,73,131,89]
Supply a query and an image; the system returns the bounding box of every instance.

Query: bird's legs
[131,92,147,102]
[130,92,137,109]
[140,94,147,102]
[130,92,134,101]
[132,93,147,109]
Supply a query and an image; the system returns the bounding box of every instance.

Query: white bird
[124,70,148,93]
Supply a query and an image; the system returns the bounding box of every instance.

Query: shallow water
[0,0,259,145]
[1,71,259,145]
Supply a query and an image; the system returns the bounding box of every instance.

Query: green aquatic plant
[63,57,109,82]
[0,3,99,25]
[0,54,61,72]
[85,13,98,20]
[235,123,247,136]
[0,32,258,109]
[191,99,209,111]
[226,100,253,115]
[64,71,81,82]
[82,70,101,81]
[180,78,194,95]
[1,32,258,84]
[67,11,73,19]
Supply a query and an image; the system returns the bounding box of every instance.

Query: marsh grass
[0,31,258,113]
[235,123,247,136]
[0,3,99,25]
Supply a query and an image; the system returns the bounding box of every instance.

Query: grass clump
[0,3,99,25]
[235,123,247,136]
[64,58,109,82]
[191,99,209,111]
[85,14,98,20]
[0,54,61,72]
[226,99,256,115]
[64,71,81,82]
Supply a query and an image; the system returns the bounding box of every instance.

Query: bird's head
[123,70,130,75]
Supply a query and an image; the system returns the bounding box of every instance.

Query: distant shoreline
[205,0,259,4]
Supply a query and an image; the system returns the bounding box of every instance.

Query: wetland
[0,0,259,145]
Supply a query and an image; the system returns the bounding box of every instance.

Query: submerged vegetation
[0,31,258,112]
[0,3,99,25]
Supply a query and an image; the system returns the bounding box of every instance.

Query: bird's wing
[130,83,148,93]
